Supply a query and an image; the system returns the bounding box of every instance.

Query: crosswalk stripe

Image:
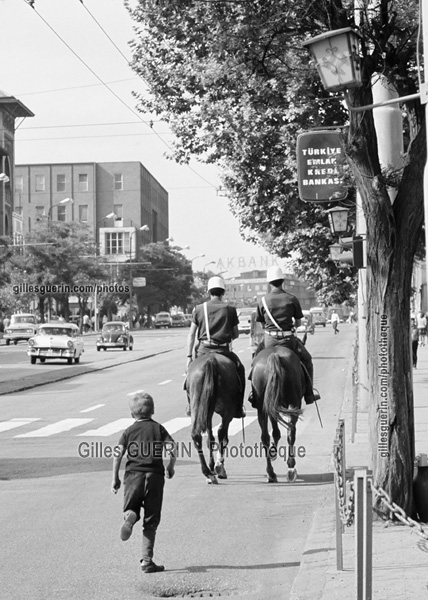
[0,418,41,433]
[161,417,191,435]
[212,416,257,437]
[158,380,172,385]
[15,418,94,438]
[77,418,133,437]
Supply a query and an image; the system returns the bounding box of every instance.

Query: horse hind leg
[285,416,298,482]
[191,431,218,485]
[214,419,230,479]
[258,410,277,483]
[268,418,281,462]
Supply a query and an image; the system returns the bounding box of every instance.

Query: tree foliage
[127,0,425,514]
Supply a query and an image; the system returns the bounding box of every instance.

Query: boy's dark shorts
[123,471,165,530]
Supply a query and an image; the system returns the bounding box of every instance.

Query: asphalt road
[0,324,355,600]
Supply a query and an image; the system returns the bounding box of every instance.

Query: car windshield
[103,324,125,332]
[12,316,36,324]
[156,313,170,319]
[39,327,74,337]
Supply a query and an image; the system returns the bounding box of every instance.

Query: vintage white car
[4,313,38,345]
[27,323,84,365]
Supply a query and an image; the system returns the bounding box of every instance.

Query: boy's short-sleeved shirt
[118,418,174,475]
[256,289,303,332]
[192,298,239,344]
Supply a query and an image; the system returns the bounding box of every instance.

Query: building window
[57,174,66,192]
[15,176,24,192]
[105,232,124,255]
[79,205,88,222]
[78,173,88,191]
[57,205,66,222]
[113,204,123,220]
[35,175,45,192]
[114,173,123,190]
[36,206,45,221]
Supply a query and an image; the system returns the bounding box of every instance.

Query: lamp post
[190,254,205,269]
[128,225,150,329]
[204,260,216,272]
[48,197,73,221]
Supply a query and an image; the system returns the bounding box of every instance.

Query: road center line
[80,404,105,413]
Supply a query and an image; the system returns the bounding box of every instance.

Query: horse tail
[193,355,217,435]
[264,353,302,428]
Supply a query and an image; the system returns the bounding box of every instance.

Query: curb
[289,340,356,600]
[0,348,174,396]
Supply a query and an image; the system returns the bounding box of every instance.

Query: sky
[0,0,285,276]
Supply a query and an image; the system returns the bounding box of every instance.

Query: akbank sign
[215,255,282,272]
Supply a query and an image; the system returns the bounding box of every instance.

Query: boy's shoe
[140,560,165,573]
[120,510,137,541]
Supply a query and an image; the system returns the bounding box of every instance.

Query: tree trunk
[345,91,425,516]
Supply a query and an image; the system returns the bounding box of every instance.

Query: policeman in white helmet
[252,266,320,405]
[185,275,246,418]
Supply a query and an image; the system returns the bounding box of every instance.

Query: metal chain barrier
[333,438,355,526]
[370,481,428,541]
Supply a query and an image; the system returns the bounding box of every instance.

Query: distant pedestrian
[331,311,340,334]
[111,391,176,573]
[416,312,427,346]
[411,319,419,368]
[83,314,90,333]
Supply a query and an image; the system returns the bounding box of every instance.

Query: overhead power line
[21,0,217,189]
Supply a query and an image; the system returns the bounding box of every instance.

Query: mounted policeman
[250,266,320,406]
[185,276,246,418]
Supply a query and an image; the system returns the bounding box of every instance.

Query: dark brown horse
[251,345,305,482]
[185,352,242,484]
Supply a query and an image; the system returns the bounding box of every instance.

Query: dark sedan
[96,322,133,351]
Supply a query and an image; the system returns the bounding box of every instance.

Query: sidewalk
[291,342,428,600]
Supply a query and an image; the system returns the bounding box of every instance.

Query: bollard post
[354,468,372,600]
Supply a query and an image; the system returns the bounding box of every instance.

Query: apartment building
[14,161,169,261]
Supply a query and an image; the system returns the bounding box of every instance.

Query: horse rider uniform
[186,276,246,418]
[254,266,320,405]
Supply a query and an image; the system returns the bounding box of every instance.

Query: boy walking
[111,391,176,573]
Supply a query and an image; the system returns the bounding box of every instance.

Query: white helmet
[266,266,284,283]
[207,276,225,292]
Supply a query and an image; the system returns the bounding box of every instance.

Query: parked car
[96,321,133,351]
[237,308,256,334]
[154,312,173,328]
[171,314,187,327]
[309,307,327,327]
[183,313,193,327]
[4,313,38,345]
[27,323,84,364]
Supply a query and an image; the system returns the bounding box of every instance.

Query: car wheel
[129,345,133,351]
[97,347,101,352]
[103,348,107,351]
[67,357,73,365]
[40,358,46,363]
[30,356,37,364]
[123,346,127,351]
[14,340,18,345]
[6,340,10,346]
[74,356,80,364]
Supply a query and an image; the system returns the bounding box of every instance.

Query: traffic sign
[132,277,146,287]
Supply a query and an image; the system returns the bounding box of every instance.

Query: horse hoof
[206,475,218,485]
[287,468,297,482]
[215,464,227,479]
[267,474,278,483]
[268,445,278,461]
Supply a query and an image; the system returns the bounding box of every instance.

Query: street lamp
[190,254,205,268]
[129,225,150,260]
[302,27,362,93]
[48,197,73,220]
[204,260,216,272]
[326,206,349,235]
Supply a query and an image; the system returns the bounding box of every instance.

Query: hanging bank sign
[296,130,348,202]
